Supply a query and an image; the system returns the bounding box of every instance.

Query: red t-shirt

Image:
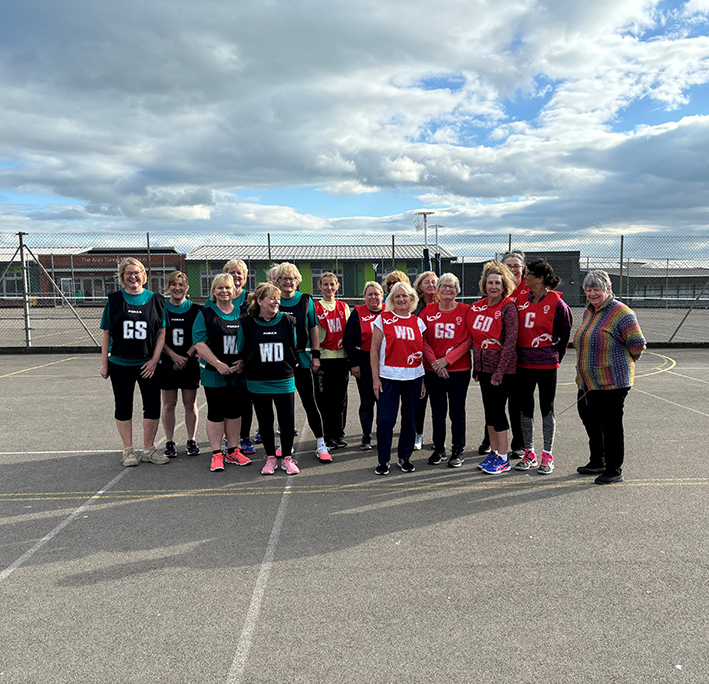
[517,290,563,369]
[354,304,378,352]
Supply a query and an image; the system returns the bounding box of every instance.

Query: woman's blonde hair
[479,261,515,298]
[247,282,282,317]
[275,262,302,285]
[413,271,439,302]
[362,281,383,297]
[165,270,189,295]
[385,281,419,313]
[118,258,147,288]
[210,273,235,301]
[223,259,248,280]
[319,271,339,287]
[384,270,410,292]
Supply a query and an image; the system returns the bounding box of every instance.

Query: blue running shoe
[481,455,512,474]
[477,452,494,470]
[254,431,262,444]
[240,438,256,455]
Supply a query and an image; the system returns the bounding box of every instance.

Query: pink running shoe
[539,451,554,475]
[316,443,332,463]
[261,455,277,475]
[514,449,538,471]
[225,448,252,466]
[281,455,300,475]
[210,453,225,472]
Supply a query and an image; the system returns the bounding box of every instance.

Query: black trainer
[508,448,525,459]
[447,448,464,468]
[375,463,390,476]
[164,441,177,458]
[333,438,348,449]
[577,462,605,475]
[186,439,200,456]
[594,472,624,485]
[477,441,490,455]
[360,438,373,451]
[428,447,446,465]
[398,459,416,473]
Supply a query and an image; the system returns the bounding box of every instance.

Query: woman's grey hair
[437,272,460,294]
[501,250,525,265]
[583,270,612,292]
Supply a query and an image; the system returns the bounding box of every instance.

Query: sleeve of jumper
[445,333,473,366]
[493,302,519,381]
[343,310,362,367]
[619,311,646,360]
[554,298,573,364]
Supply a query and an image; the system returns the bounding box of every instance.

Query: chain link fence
[1,231,708,350]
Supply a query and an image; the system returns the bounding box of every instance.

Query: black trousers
[252,392,295,457]
[479,373,523,451]
[294,367,324,439]
[355,366,377,439]
[577,387,630,477]
[376,376,423,465]
[425,369,471,451]
[478,372,513,432]
[315,358,350,441]
[109,363,161,421]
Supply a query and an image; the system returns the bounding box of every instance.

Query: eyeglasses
[439,284,457,290]
[125,272,142,279]
[506,264,523,270]
[279,277,296,283]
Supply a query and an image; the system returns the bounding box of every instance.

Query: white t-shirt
[372,312,427,381]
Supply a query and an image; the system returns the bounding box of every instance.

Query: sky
[1,0,709,241]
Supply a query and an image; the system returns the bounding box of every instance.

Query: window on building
[0,271,23,296]
[200,269,223,298]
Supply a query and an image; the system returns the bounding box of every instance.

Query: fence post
[619,235,624,300]
[146,232,152,290]
[267,233,272,263]
[391,235,395,270]
[18,232,32,348]
[508,234,512,252]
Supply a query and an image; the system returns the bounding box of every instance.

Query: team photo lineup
[99,251,646,485]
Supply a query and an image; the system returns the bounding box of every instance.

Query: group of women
[101,250,646,485]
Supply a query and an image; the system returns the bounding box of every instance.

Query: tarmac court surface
[0,350,707,683]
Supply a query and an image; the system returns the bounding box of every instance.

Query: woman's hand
[431,357,448,373]
[311,357,321,373]
[173,354,188,370]
[141,358,158,378]
[216,361,232,376]
[373,376,382,399]
[436,367,450,379]
[99,362,109,380]
[351,365,361,379]
[234,360,245,374]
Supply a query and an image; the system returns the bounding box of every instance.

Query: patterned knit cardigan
[573,297,646,391]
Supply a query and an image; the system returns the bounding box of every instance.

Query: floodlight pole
[415,211,434,271]
[430,224,443,275]
[18,232,32,348]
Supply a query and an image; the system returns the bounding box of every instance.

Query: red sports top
[510,279,530,303]
[315,300,347,350]
[467,297,514,349]
[421,302,472,372]
[354,304,378,352]
[381,311,424,369]
[517,290,563,369]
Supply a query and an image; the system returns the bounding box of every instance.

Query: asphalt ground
[1,304,709,347]
[0,350,707,683]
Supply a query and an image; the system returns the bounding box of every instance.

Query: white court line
[0,450,118,455]
[666,370,709,385]
[634,388,709,418]
[227,481,293,684]
[0,470,129,584]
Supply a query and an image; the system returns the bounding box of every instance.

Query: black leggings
[478,372,513,432]
[315,358,349,441]
[294,367,324,439]
[203,385,245,423]
[109,362,161,421]
[355,368,377,439]
[252,393,296,457]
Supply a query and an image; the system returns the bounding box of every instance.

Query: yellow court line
[0,357,79,379]
[558,350,677,386]
[3,476,709,502]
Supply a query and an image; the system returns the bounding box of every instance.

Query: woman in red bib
[314,272,352,450]
[421,273,472,468]
[468,262,519,474]
[370,282,426,476]
[514,259,573,475]
[343,281,384,451]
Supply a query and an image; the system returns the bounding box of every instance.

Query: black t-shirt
[240,313,297,382]
[107,290,165,360]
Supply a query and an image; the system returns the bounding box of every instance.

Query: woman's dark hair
[526,259,561,289]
